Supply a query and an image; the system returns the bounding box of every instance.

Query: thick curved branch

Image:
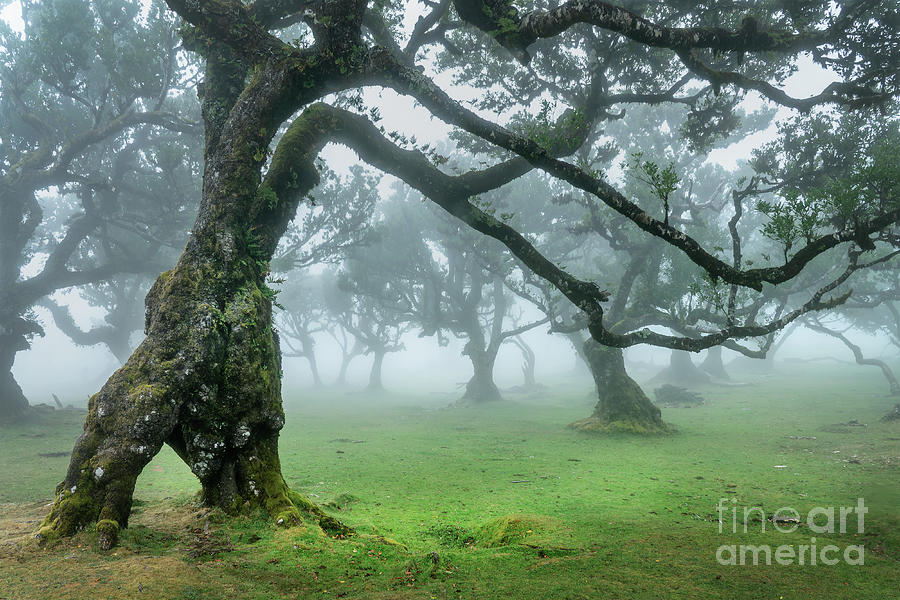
[369,50,900,292]
[40,299,118,349]
[265,102,873,360]
[452,0,854,63]
[164,0,287,63]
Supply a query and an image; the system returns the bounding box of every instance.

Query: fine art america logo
[715,497,866,566]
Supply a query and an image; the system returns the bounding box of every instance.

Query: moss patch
[473,514,574,549]
[568,415,672,434]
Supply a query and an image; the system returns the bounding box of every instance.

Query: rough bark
[569,340,668,434]
[37,249,315,550]
[700,346,730,380]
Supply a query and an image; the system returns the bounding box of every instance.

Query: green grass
[1,362,898,599]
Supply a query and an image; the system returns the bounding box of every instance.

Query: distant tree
[0,0,199,422]
[277,274,330,387]
[426,202,549,403]
[335,273,409,392]
[40,276,148,364]
[274,166,378,388]
[506,335,538,390]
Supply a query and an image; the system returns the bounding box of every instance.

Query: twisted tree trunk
[38,238,310,549]
[569,341,668,433]
[37,49,348,549]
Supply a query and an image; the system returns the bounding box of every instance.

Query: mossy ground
[1,362,899,599]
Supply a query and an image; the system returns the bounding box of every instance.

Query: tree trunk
[569,341,668,434]
[335,354,351,386]
[508,336,537,388]
[301,335,323,388]
[366,349,385,391]
[460,343,502,403]
[653,350,710,385]
[700,346,730,380]
[37,52,347,549]
[0,333,29,423]
[520,341,536,388]
[38,252,310,549]
[334,339,363,387]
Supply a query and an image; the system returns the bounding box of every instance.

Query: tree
[274,165,379,387]
[802,258,900,409]
[336,256,412,392]
[0,0,199,421]
[41,276,149,365]
[40,0,900,547]
[433,216,549,403]
[277,274,330,387]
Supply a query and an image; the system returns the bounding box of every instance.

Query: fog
[16,307,897,410]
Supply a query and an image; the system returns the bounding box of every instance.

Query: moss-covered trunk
[36,245,313,548]
[569,341,668,433]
